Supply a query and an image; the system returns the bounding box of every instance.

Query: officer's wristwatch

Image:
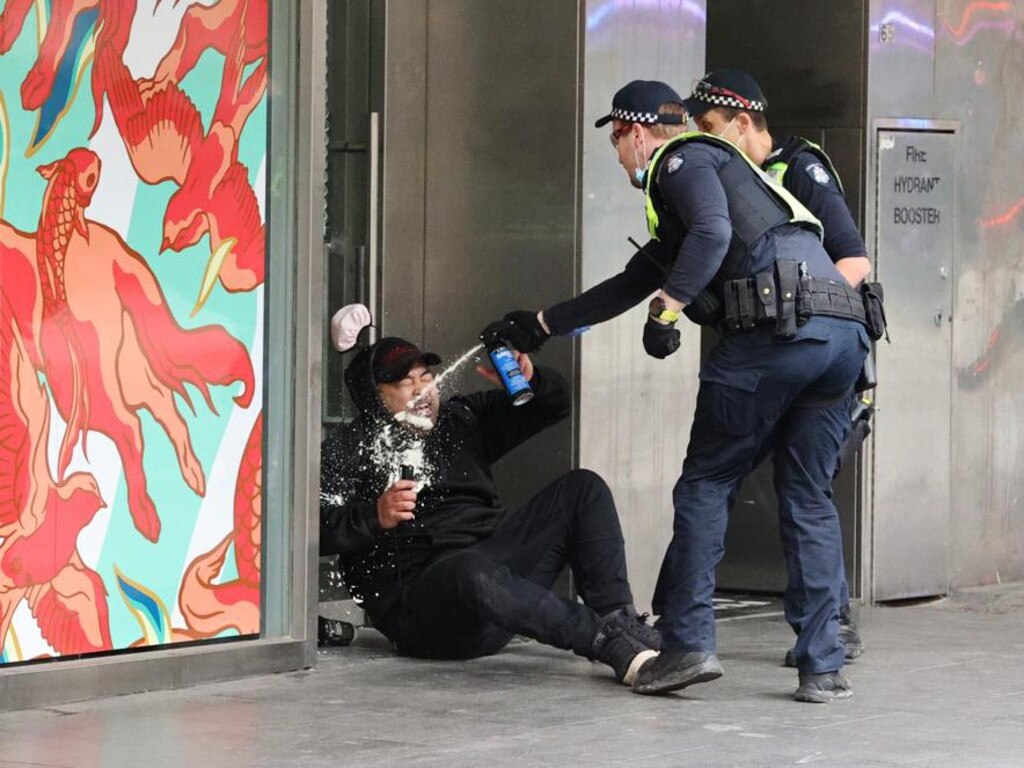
[648,296,680,325]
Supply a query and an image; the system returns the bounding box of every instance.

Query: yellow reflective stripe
[765,161,788,184]
[644,131,708,239]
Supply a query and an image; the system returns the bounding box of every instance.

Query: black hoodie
[319,351,570,619]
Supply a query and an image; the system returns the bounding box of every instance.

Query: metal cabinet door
[871,124,957,601]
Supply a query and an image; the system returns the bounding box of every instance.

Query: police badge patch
[666,155,684,175]
[807,163,831,186]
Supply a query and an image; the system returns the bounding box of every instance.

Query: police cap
[372,338,442,384]
[683,69,767,118]
[594,80,686,128]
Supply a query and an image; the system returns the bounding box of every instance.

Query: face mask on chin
[631,132,649,189]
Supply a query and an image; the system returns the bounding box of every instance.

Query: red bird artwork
[0,293,111,657]
[31,148,254,543]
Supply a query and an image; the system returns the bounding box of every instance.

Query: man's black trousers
[373,469,634,660]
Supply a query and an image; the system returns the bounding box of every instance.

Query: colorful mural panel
[0,0,266,664]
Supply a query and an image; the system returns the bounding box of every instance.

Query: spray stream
[395,343,485,424]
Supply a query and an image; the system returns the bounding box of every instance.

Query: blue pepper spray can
[480,331,534,406]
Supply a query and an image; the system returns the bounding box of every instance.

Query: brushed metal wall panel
[380,1,428,338]
[408,0,582,508]
[934,0,1024,588]
[867,0,937,120]
[580,0,707,613]
[862,0,1024,595]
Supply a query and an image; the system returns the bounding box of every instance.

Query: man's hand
[377,480,417,530]
[480,310,550,353]
[476,349,534,385]
[643,317,681,359]
[835,256,872,288]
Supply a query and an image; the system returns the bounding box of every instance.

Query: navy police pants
[653,318,868,675]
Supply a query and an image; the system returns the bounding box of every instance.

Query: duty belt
[722,261,867,339]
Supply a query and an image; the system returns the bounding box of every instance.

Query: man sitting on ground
[319,335,658,685]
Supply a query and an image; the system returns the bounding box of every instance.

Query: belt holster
[755,271,776,325]
[723,279,755,333]
[860,281,889,342]
[855,353,878,392]
[775,260,799,339]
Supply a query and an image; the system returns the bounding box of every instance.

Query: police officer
[684,69,871,289]
[482,80,870,703]
[682,69,869,665]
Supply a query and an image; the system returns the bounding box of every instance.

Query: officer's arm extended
[787,153,871,287]
[540,241,669,335]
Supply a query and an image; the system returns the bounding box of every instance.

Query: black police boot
[602,606,661,651]
[318,616,356,647]
[783,607,866,667]
[794,671,853,703]
[632,650,723,695]
[838,605,865,659]
[591,625,658,687]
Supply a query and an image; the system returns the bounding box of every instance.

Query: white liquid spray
[397,342,485,420]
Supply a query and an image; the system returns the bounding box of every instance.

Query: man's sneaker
[591,625,658,686]
[602,606,662,651]
[632,650,723,695]
[794,671,853,703]
[784,611,866,667]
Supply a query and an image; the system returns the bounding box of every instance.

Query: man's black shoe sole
[633,658,723,695]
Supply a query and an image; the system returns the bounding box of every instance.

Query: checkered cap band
[692,80,765,112]
[610,107,660,124]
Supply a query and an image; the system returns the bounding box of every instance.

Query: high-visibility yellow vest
[643,132,823,244]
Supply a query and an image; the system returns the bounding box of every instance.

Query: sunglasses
[609,124,633,148]
[693,79,754,109]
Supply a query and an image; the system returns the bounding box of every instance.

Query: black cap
[683,69,767,118]
[371,337,442,384]
[594,80,686,128]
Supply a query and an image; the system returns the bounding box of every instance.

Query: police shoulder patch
[806,163,832,186]
[665,155,684,175]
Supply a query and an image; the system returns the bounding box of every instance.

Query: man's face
[377,364,440,432]
[694,108,734,140]
[695,107,761,159]
[610,119,646,189]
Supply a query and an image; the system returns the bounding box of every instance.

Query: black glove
[643,318,681,359]
[480,310,550,353]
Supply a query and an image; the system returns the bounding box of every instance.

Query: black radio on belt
[859,282,889,342]
[719,261,884,341]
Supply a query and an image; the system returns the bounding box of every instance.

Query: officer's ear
[737,110,767,134]
[735,111,754,133]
